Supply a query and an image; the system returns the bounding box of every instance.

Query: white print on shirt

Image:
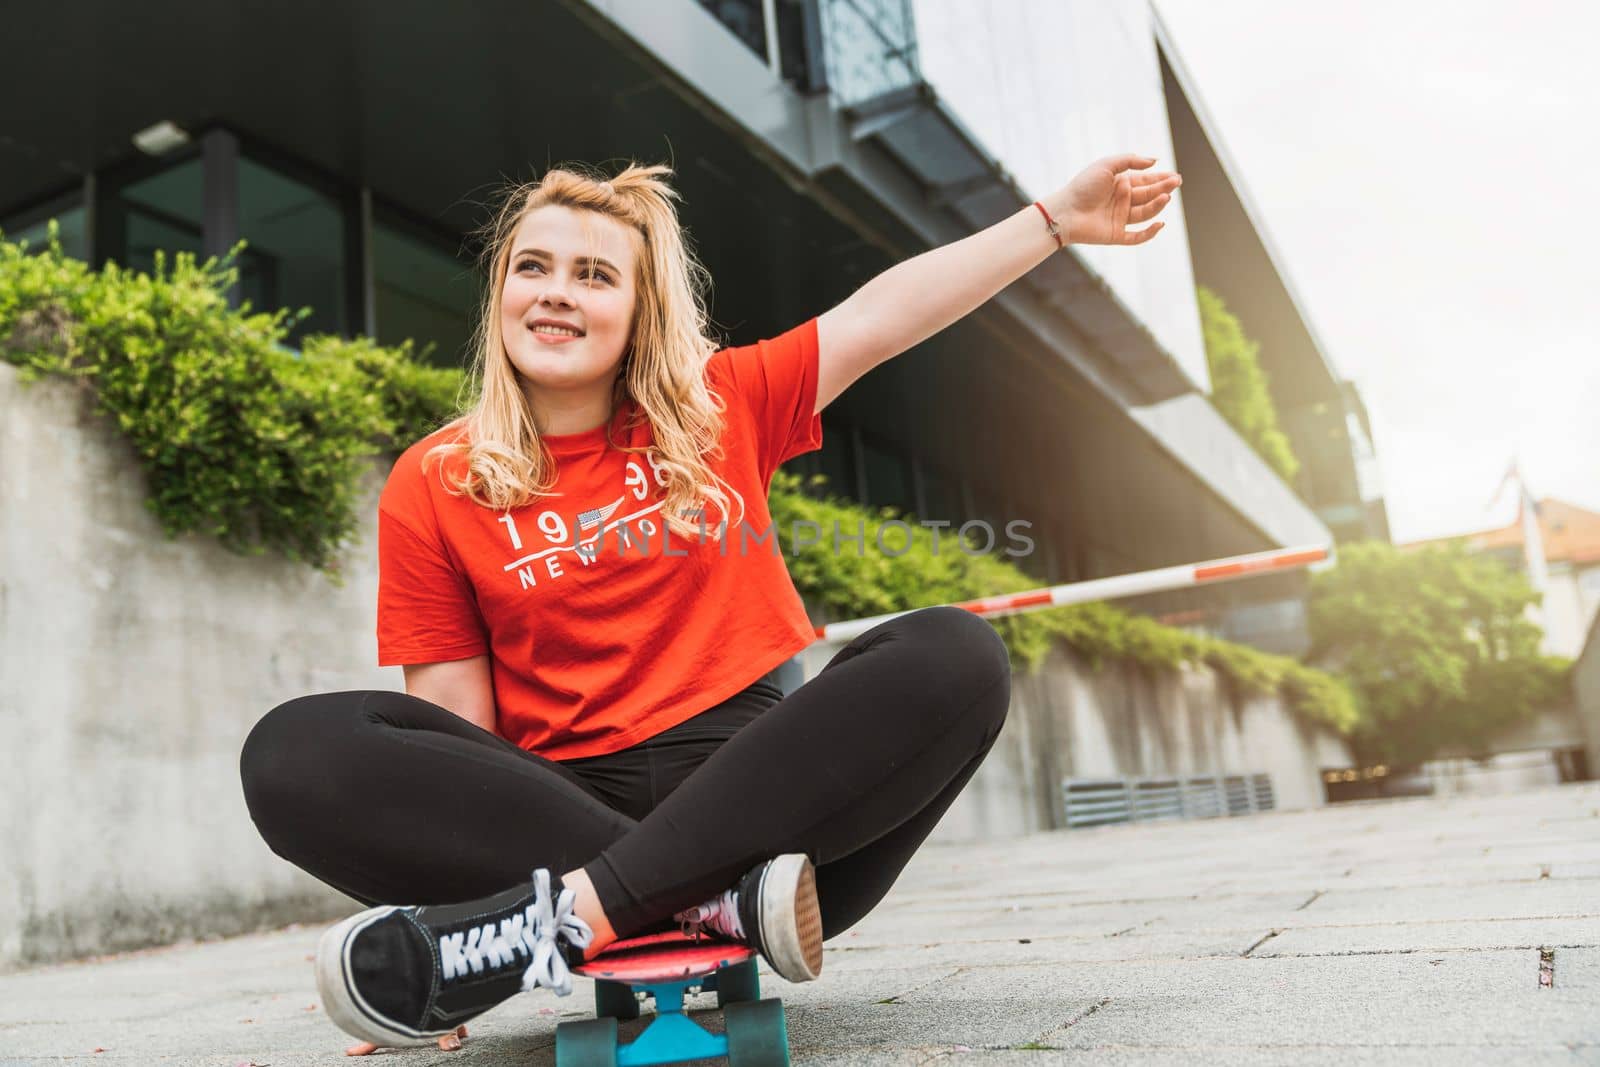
[497,451,687,591]
[502,498,667,589]
[497,513,523,550]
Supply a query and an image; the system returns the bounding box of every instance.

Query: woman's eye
[516,261,608,284]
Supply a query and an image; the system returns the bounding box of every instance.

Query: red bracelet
[1033,201,1064,250]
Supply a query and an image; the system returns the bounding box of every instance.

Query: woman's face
[500,204,638,401]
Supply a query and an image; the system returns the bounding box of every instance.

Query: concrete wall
[0,360,1344,969]
[0,364,372,971]
[795,631,1347,843]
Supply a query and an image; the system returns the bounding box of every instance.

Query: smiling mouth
[530,325,585,338]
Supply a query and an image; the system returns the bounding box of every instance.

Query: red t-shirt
[375,318,823,760]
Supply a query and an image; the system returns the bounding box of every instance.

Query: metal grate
[1181,776,1226,819]
[1132,779,1184,822]
[1223,775,1253,815]
[1062,779,1132,828]
[1063,772,1276,829]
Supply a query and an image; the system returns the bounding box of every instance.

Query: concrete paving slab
[2,784,1598,1064]
[1050,991,1598,1053]
[1554,862,1600,880]
[912,1047,1593,1065]
[1561,947,1600,989]
[824,928,1262,970]
[1296,880,1600,924]
[1484,842,1600,866]
[1259,917,1600,957]
[1011,949,1600,1050]
[913,947,1530,1011]
[838,892,1313,947]
[921,1049,1593,1062]
[1200,861,1549,894]
[782,987,1100,1055]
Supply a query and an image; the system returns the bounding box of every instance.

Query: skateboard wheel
[724,997,789,1067]
[715,959,761,1008]
[555,1016,619,1067]
[593,979,640,1022]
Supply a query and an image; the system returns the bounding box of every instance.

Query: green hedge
[1199,284,1300,486]
[0,225,1359,734]
[0,226,462,578]
[770,473,1357,734]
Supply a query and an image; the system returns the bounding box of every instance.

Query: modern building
[2,0,1379,655]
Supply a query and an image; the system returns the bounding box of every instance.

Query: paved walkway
[4,783,1598,1065]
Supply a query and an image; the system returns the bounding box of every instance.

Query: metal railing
[1062,773,1277,829]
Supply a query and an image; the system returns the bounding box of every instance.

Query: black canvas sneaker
[315,868,593,1047]
[673,853,823,982]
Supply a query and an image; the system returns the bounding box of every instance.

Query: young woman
[240,155,1179,1055]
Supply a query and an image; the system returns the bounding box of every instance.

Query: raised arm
[813,154,1181,414]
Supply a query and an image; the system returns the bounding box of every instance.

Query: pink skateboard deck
[574,929,755,982]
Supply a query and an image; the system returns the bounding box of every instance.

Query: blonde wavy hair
[422,162,745,542]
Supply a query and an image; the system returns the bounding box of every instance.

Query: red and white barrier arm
[811,544,1332,643]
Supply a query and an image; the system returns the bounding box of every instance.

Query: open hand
[345,1024,468,1056]
[1057,155,1181,246]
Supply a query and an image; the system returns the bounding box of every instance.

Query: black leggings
[239,606,1011,941]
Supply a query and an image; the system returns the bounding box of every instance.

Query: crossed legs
[241,606,1012,951]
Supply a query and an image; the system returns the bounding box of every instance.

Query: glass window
[237,158,349,343]
[1013,518,1051,580]
[373,219,480,368]
[780,449,817,481]
[695,0,766,60]
[693,0,817,89]
[813,417,857,502]
[918,465,961,526]
[4,195,89,261]
[818,0,920,107]
[121,158,206,273]
[776,0,816,88]
[861,435,914,515]
[965,490,1009,555]
[115,152,344,347]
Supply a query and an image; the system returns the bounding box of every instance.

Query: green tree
[1307,540,1572,765]
[1197,284,1300,486]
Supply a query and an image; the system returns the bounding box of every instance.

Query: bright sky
[1151,0,1599,543]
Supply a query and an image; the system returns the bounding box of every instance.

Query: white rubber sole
[756,853,824,982]
[314,907,443,1048]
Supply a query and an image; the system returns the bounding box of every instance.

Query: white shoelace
[436,869,595,997]
[676,888,745,943]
